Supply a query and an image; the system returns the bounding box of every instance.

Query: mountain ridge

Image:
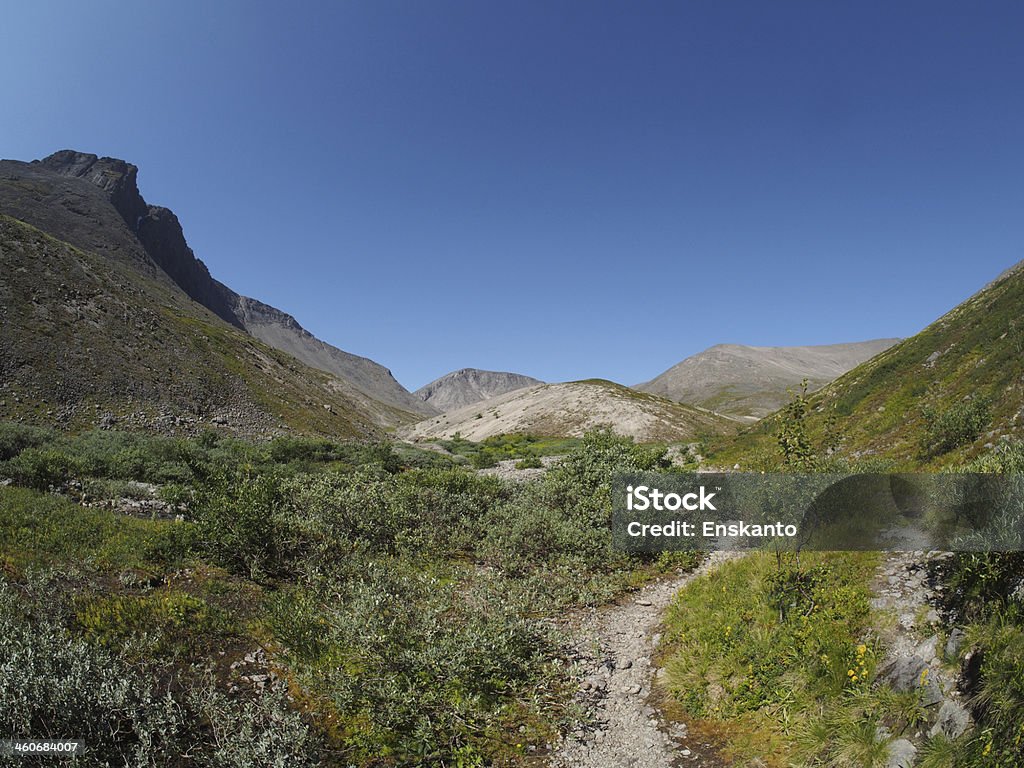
[414,368,542,412]
[636,339,900,420]
[0,213,411,436]
[711,260,1024,468]
[2,150,431,416]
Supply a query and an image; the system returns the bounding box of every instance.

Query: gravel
[550,552,737,768]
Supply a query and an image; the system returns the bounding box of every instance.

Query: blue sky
[3,2,1023,390]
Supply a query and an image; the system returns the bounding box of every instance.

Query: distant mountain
[0,150,424,435]
[414,369,542,412]
[403,379,736,443]
[0,150,431,422]
[715,262,1024,468]
[636,339,900,421]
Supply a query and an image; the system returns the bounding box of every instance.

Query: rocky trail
[870,551,972,768]
[550,552,737,768]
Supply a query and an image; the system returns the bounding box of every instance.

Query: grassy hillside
[708,262,1024,470]
[0,215,415,438]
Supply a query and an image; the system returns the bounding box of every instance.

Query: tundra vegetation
[658,391,1024,767]
[0,423,696,766]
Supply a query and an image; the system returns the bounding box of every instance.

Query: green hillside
[0,215,413,438]
[709,262,1024,470]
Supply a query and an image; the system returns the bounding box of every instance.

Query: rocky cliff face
[38,151,243,328]
[37,150,149,228]
[2,149,427,416]
[414,368,543,412]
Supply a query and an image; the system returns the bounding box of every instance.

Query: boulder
[945,628,966,660]
[887,738,917,768]
[929,700,971,740]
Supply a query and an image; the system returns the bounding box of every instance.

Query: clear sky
[3,1,1023,390]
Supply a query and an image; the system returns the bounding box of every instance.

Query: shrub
[921,395,991,456]
[0,422,53,461]
[470,451,498,469]
[190,470,292,581]
[0,582,320,767]
[3,447,81,490]
[514,455,543,469]
[268,563,555,764]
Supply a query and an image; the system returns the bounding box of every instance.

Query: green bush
[0,422,53,461]
[3,447,81,490]
[0,422,415,493]
[921,395,991,456]
[514,455,543,469]
[470,451,498,469]
[190,470,293,581]
[268,562,556,764]
[0,583,319,767]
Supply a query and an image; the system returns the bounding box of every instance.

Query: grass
[0,485,177,571]
[657,437,1024,765]
[707,263,1024,471]
[656,551,946,767]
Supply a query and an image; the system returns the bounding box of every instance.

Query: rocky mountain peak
[2,148,432,418]
[38,150,148,230]
[415,368,544,412]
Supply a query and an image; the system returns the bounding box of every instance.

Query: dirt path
[550,552,737,768]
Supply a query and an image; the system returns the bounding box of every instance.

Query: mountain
[402,379,736,443]
[0,150,424,435]
[0,150,431,417]
[713,262,1024,468]
[0,215,412,436]
[230,295,435,417]
[414,369,543,412]
[636,339,900,421]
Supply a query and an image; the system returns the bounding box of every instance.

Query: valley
[1,149,1022,767]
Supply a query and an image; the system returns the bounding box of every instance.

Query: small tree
[776,379,818,470]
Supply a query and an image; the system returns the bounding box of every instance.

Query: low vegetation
[0,424,696,766]
[926,443,1024,767]
[660,551,898,766]
[706,264,1024,471]
[436,432,580,469]
[656,385,1024,766]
